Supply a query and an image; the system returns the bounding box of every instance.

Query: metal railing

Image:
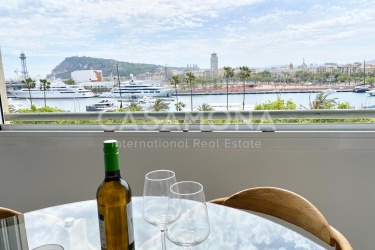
[5,110,375,121]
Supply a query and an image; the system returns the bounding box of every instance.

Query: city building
[210,53,218,77]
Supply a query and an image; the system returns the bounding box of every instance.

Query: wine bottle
[96,140,135,250]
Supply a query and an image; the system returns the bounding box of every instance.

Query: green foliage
[63,78,75,85]
[186,72,196,111]
[151,99,169,111]
[175,102,186,111]
[302,92,338,110]
[197,103,214,111]
[254,98,297,110]
[50,56,185,79]
[124,102,143,112]
[21,77,36,107]
[18,105,67,113]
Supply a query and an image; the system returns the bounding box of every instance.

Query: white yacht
[8,79,96,99]
[99,78,173,98]
[86,99,117,112]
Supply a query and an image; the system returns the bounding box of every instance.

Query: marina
[10,90,373,112]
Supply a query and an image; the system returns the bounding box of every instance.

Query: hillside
[49,56,170,79]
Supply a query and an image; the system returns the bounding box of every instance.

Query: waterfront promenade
[176,84,354,96]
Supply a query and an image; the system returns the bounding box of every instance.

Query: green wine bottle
[96,140,135,250]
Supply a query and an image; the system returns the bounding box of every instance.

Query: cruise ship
[8,79,96,99]
[99,79,174,98]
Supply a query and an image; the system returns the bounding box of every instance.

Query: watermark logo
[116,138,262,150]
[97,110,276,132]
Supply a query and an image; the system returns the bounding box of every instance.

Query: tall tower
[210,53,218,77]
[20,51,29,80]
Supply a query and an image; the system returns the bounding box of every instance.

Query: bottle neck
[105,170,121,181]
[104,151,119,171]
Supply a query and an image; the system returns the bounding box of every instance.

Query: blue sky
[0,0,374,79]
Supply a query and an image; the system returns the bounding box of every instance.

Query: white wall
[1,131,374,249]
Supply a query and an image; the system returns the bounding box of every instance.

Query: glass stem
[161,229,166,250]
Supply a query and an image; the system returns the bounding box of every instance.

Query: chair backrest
[0,207,21,220]
[209,187,352,250]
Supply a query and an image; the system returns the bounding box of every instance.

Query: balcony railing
[3,110,375,131]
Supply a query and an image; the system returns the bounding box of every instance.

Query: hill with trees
[48,56,181,79]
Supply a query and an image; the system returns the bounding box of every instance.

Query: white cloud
[249,10,302,24]
[1,0,375,77]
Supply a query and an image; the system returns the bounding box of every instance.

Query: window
[1,1,375,130]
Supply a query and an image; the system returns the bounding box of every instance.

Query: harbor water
[15,91,373,112]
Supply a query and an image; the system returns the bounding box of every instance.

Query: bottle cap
[103,140,118,154]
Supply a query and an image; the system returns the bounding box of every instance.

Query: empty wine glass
[166,181,210,249]
[142,170,181,250]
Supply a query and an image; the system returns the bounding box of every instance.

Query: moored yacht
[86,99,117,112]
[8,79,96,99]
[353,85,370,93]
[99,77,173,98]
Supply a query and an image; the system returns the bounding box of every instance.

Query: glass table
[1,197,325,249]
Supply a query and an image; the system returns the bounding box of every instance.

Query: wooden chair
[209,187,352,250]
[0,207,21,220]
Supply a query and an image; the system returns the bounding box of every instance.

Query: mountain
[49,56,173,79]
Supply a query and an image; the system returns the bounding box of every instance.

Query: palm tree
[126,102,143,112]
[239,66,251,110]
[302,92,338,109]
[175,102,185,111]
[224,66,234,110]
[21,77,36,108]
[151,99,169,111]
[171,75,181,105]
[186,72,196,111]
[197,103,214,111]
[39,79,51,107]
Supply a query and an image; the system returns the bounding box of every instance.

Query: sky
[0,0,374,79]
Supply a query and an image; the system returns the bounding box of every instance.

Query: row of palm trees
[21,77,51,108]
[171,66,252,111]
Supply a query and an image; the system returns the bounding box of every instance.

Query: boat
[206,103,255,111]
[7,98,31,112]
[366,90,375,96]
[322,88,336,93]
[86,99,117,112]
[99,76,173,98]
[353,85,370,93]
[363,95,375,109]
[8,79,96,99]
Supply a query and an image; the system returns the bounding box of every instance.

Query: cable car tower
[20,51,29,79]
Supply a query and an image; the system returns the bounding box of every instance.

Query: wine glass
[142,170,181,250]
[166,181,210,249]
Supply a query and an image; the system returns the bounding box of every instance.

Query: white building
[71,70,103,83]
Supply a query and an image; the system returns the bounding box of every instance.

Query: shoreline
[176,84,355,96]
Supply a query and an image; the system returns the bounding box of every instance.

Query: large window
[1,1,375,130]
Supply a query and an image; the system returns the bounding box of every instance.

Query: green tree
[223,66,234,110]
[39,79,51,107]
[186,72,196,111]
[125,102,143,112]
[303,92,338,109]
[239,66,251,110]
[175,102,185,111]
[197,103,214,111]
[254,98,297,123]
[171,75,181,105]
[63,78,75,85]
[255,98,297,110]
[21,77,36,107]
[151,99,169,111]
